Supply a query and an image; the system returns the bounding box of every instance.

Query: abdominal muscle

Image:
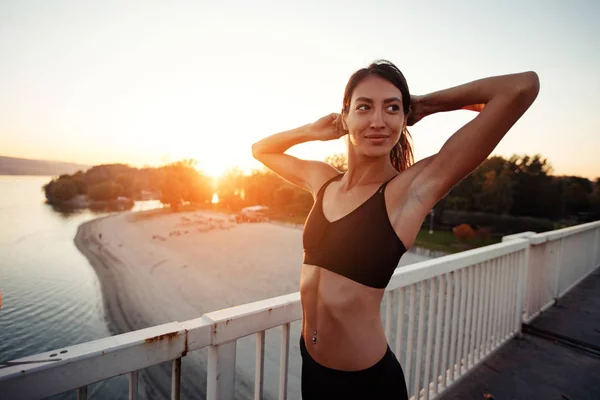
[299,262,389,371]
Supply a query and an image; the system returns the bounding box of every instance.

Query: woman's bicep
[254,152,339,195]
[411,85,539,208]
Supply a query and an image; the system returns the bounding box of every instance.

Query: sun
[197,161,229,179]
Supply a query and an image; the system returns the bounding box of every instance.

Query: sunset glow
[0,2,598,179]
[211,193,219,204]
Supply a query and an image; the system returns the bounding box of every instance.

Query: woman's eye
[357,104,369,111]
[387,105,400,112]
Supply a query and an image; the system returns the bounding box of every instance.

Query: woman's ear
[342,113,348,131]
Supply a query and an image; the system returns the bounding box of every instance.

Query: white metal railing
[1,222,599,400]
[502,220,600,323]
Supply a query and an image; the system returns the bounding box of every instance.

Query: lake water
[0,175,162,399]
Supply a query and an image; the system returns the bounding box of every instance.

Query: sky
[0,0,599,179]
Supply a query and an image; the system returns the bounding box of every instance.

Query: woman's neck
[342,155,397,191]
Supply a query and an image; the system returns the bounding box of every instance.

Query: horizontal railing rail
[503,220,600,323]
[1,221,599,400]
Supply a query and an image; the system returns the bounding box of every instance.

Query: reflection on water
[0,176,162,399]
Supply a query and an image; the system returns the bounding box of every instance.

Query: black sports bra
[302,174,407,289]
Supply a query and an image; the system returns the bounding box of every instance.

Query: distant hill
[0,155,90,176]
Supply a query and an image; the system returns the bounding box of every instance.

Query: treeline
[216,167,314,217]
[44,153,600,234]
[217,153,600,235]
[443,154,600,222]
[43,160,213,210]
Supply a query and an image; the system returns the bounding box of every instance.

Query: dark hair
[341,60,414,172]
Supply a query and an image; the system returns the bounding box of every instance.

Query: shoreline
[74,209,309,398]
[74,208,437,398]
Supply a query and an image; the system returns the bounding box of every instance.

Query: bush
[441,211,555,235]
[453,224,475,241]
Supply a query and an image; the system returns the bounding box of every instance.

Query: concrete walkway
[439,267,600,400]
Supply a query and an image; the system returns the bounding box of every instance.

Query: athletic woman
[252,60,539,399]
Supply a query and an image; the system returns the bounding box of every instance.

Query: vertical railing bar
[423,278,437,400]
[495,257,504,346]
[463,267,474,373]
[207,342,236,400]
[483,258,493,352]
[498,256,506,343]
[447,270,459,385]
[279,323,290,400]
[207,346,217,400]
[512,252,522,334]
[385,291,394,341]
[432,274,445,394]
[516,251,524,332]
[171,357,181,400]
[414,280,427,400]
[501,254,511,342]
[455,268,467,379]
[254,331,265,400]
[592,228,600,268]
[476,262,487,362]
[396,287,406,362]
[508,253,518,336]
[405,283,417,396]
[129,370,139,400]
[556,238,564,304]
[486,258,498,351]
[471,264,482,366]
[77,386,87,400]
[471,263,481,364]
[502,254,512,339]
[498,255,506,341]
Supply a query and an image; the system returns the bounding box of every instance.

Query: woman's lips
[365,135,388,144]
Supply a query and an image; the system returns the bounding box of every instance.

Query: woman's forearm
[420,71,540,115]
[251,125,316,155]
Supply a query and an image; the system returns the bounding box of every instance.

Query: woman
[252,60,539,399]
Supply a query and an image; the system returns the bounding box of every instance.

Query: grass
[414,229,501,254]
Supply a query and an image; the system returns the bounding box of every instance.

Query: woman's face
[343,75,407,159]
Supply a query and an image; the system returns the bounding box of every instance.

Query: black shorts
[299,335,409,400]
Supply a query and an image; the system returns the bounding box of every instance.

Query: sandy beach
[74,209,433,399]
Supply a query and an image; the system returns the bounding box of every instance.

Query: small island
[42,160,213,212]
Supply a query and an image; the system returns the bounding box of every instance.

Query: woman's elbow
[518,71,540,101]
[251,142,264,160]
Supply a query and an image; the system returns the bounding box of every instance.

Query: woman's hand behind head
[407,95,425,126]
[310,113,347,141]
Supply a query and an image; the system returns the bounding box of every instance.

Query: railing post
[207,342,236,400]
[516,244,530,336]
[594,227,599,268]
[77,386,87,400]
[171,358,181,400]
[129,371,138,400]
[555,237,564,301]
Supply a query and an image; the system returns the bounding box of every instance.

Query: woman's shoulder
[311,167,343,199]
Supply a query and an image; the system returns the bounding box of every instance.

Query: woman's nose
[369,110,385,129]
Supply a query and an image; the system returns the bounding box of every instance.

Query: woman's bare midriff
[299,262,389,371]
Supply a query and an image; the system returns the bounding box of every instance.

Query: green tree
[44,177,78,202]
[275,187,295,208]
[243,169,285,206]
[218,167,245,209]
[88,181,123,201]
[475,169,515,214]
[159,159,210,210]
[508,154,554,218]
